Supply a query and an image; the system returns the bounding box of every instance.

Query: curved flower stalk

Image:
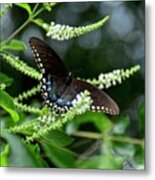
[42,16,109,40]
[14,101,41,114]
[13,85,41,114]
[0,52,41,80]
[9,119,38,134]
[15,84,41,102]
[79,65,140,89]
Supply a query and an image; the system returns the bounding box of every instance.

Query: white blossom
[79,65,140,89]
[42,16,109,41]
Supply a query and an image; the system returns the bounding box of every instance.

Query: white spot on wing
[39,63,43,68]
[42,78,46,83]
[41,68,45,74]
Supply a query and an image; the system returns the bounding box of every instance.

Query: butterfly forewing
[29,37,68,77]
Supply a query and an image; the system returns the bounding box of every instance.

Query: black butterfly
[29,37,119,115]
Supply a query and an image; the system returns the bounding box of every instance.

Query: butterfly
[29,37,119,115]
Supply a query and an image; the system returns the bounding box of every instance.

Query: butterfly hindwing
[72,80,119,115]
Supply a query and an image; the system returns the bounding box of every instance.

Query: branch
[72,131,144,147]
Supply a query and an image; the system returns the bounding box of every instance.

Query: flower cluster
[27,90,92,141]
[81,65,140,89]
[14,101,41,114]
[0,52,41,80]
[8,90,92,141]
[37,90,91,128]
[15,84,41,102]
[42,16,109,40]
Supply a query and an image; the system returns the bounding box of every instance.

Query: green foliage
[0,3,144,169]
[43,3,57,11]
[16,3,32,15]
[0,89,19,122]
[15,90,93,141]
[67,112,112,134]
[0,144,10,166]
[41,140,76,168]
[40,130,74,147]
[0,72,13,87]
[77,155,123,169]
[33,18,44,27]
[1,132,47,167]
[2,39,27,51]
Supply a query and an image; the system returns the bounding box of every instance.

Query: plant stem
[72,131,144,146]
[32,3,39,14]
[33,7,44,18]
[73,131,102,139]
[1,5,43,46]
[109,136,144,146]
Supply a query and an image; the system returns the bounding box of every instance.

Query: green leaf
[41,140,76,168]
[33,18,44,26]
[2,132,46,167]
[0,144,10,167]
[77,155,123,169]
[67,112,113,134]
[41,130,74,147]
[23,143,48,167]
[2,39,27,51]
[16,3,32,15]
[0,89,19,122]
[0,72,13,87]
[43,3,57,11]
[43,3,53,11]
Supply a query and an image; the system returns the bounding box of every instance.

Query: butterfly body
[29,37,119,115]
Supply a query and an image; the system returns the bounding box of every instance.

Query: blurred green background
[1,1,145,169]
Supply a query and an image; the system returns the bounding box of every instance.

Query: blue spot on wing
[56,97,72,106]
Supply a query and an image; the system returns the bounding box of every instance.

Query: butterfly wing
[59,79,119,115]
[29,37,68,77]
